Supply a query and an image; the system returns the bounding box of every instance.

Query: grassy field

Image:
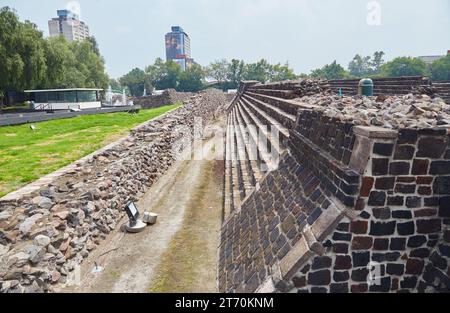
[0,104,180,197]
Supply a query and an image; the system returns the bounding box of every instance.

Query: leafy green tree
[227,59,245,88]
[381,57,428,77]
[146,58,181,90]
[87,36,101,57]
[119,68,148,97]
[348,51,385,77]
[348,54,372,77]
[43,36,85,88]
[206,59,229,85]
[109,78,122,91]
[177,64,205,92]
[311,61,348,79]
[0,7,47,91]
[71,39,109,89]
[268,62,298,82]
[430,54,450,81]
[0,6,109,96]
[243,59,272,83]
[371,51,385,74]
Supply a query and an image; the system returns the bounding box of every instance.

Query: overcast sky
[1,0,449,79]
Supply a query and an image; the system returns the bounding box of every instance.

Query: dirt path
[58,126,224,293]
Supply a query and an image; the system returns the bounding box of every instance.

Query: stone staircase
[328,76,432,96]
[434,81,450,104]
[223,82,307,217]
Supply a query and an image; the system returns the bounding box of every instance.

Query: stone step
[248,80,302,90]
[240,95,290,142]
[233,102,264,184]
[229,109,241,211]
[231,108,255,199]
[244,91,301,118]
[237,99,285,160]
[235,100,281,172]
[246,88,299,99]
[224,114,234,217]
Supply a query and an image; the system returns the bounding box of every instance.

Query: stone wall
[434,81,450,104]
[283,124,450,293]
[0,89,228,293]
[133,89,193,109]
[328,76,432,97]
[219,79,450,293]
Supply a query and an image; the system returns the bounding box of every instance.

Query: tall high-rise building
[165,26,194,71]
[48,10,90,42]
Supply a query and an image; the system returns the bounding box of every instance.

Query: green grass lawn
[0,104,180,197]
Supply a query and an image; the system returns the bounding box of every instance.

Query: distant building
[48,9,90,42]
[418,50,450,64]
[165,26,194,71]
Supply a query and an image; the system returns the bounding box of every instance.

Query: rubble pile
[298,79,331,97]
[300,93,450,129]
[0,89,228,293]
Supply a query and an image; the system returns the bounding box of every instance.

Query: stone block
[416,219,441,234]
[394,145,415,160]
[412,159,429,175]
[372,159,389,176]
[369,221,396,236]
[389,162,410,176]
[373,143,394,156]
[351,236,373,250]
[416,137,446,158]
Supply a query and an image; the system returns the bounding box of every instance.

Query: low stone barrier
[328,76,432,96]
[133,89,192,109]
[0,89,228,293]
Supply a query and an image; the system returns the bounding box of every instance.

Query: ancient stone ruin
[133,89,193,109]
[1,76,450,293]
[219,78,450,293]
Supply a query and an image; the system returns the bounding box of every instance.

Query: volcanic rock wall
[328,76,450,104]
[219,79,450,293]
[328,76,432,96]
[133,89,193,109]
[0,89,228,293]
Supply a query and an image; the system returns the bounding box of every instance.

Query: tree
[430,54,450,81]
[347,51,385,77]
[310,61,348,79]
[348,54,372,77]
[371,51,385,74]
[87,36,101,57]
[227,59,245,88]
[0,6,109,97]
[381,57,428,77]
[71,39,109,89]
[242,59,272,83]
[119,68,148,97]
[177,64,205,92]
[146,58,181,90]
[109,78,122,91]
[0,7,47,91]
[43,36,85,88]
[268,62,298,82]
[207,59,229,85]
